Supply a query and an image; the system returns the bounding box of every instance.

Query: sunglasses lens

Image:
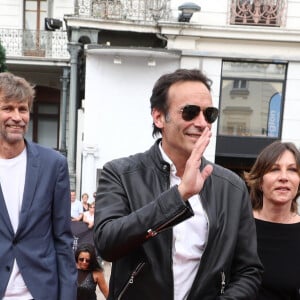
[181,105,219,123]
[79,258,90,263]
[182,105,200,121]
[204,107,219,124]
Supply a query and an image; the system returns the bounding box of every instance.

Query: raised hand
[178,127,213,201]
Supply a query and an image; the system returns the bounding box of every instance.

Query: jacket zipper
[146,171,191,238]
[146,206,190,238]
[117,262,145,300]
[220,270,226,295]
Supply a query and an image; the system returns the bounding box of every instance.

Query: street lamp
[45,18,63,31]
[178,2,201,22]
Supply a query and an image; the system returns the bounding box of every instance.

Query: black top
[255,218,300,300]
[77,269,97,300]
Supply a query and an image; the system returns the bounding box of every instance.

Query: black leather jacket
[94,140,263,300]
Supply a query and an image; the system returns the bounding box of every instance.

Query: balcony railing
[0,28,69,59]
[230,0,286,26]
[75,0,171,22]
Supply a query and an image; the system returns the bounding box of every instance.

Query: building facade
[1,0,300,197]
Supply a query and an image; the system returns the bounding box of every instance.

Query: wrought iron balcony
[230,0,286,26]
[0,28,69,59]
[75,0,171,22]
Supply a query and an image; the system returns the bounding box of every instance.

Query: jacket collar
[148,138,171,173]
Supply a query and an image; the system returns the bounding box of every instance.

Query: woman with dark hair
[75,243,109,299]
[245,141,300,299]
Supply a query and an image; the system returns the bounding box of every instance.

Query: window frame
[216,60,288,159]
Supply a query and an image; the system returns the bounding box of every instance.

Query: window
[233,79,247,89]
[23,0,47,56]
[231,79,249,96]
[230,0,286,27]
[218,61,287,138]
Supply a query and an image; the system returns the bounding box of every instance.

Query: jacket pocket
[117,262,145,300]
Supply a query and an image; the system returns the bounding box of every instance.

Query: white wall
[0,0,22,28]
[285,0,300,28]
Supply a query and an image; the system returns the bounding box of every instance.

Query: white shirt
[0,148,33,299]
[159,144,208,300]
[71,199,83,218]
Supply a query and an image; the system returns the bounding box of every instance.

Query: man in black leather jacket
[94,69,263,300]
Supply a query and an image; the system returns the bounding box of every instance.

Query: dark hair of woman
[75,243,102,271]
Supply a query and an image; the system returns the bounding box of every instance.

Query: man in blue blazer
[0,72,77,299]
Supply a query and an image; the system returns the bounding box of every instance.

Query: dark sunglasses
[180,105,219,123]
[78,257,90,263]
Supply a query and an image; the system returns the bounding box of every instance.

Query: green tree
[0,40,7,72]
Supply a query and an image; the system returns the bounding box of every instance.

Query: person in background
[244,141,300,300]
[94,68,263,300]
[75,243,109,300]
[0,72,77,299]
[81,192,89,211]
[71,190,83,221]
[83,202,95,229]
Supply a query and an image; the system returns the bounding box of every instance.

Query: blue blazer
[0,140,77,300]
